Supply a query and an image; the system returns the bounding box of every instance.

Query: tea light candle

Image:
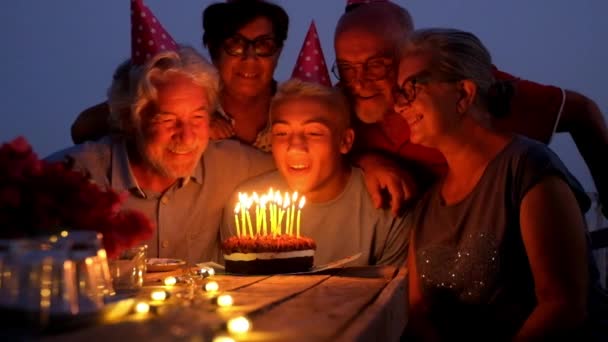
[212,336,235,342]
[227,316,251,334]
[163,276,177,286]
[150,290,168,301]
[204,281,219,292]
[135,301,150,314]
[216,294,233,307]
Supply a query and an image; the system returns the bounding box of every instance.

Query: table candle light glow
[233,190,306,238]
[150,290,167,301]
[163,276,177,286]
[212,336,235,342]
[205,281,219,292]
[135,301,150,314]
[216,294,233,307]
[227,316,251,334]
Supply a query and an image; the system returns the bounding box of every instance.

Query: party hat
[290,21,331,87]
[131,0,178,65]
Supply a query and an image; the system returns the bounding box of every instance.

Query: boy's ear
[339,128,355,154]
[457,79,477,114]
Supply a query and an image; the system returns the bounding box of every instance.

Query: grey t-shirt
[221,167,409,267]
[46,136,274,264]
[411,135,606,339]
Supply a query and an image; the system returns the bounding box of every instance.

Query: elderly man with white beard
[47,47,274,264]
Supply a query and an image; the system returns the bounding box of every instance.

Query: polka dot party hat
[131,0,178,65]
[290,20,331,87]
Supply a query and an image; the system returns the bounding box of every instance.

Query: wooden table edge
[336,266,408,342]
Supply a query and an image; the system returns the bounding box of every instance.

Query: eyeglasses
[394,72,458,107]
[331,58,393,84]
[223,34,279,57]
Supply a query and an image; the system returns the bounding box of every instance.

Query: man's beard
[136,134,202,179]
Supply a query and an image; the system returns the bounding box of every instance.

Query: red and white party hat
[131,0,178,65]
[291,21,331,87]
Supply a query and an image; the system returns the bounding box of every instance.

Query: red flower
[0,136,155,258]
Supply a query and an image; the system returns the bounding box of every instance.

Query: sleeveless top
[411,135,607,340]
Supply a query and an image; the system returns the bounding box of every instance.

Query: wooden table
[39,266,407,342]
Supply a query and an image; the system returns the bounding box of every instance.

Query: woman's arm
[515,175,588,341]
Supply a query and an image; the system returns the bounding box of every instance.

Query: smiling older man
[47,47,274,264]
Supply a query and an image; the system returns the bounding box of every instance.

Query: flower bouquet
[0,136,154,258]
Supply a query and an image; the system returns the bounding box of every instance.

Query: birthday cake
[222,235,316,275]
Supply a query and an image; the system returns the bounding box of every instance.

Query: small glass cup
[57,231,115,298]
[109,245,147,291]
[17,248,79,329]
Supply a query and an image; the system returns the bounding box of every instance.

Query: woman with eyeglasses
[71,0,286,152]
[201,0,287,151]
[396,28,608,341]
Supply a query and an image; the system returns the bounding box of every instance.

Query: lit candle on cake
[297,197,306,237]
[234,203,241,237]
[245,197,254,236]
[290,192,298,235]
[253,192,260,234]
[260,197,268,235]
[284,194,291,235]
[275,191,283,235]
